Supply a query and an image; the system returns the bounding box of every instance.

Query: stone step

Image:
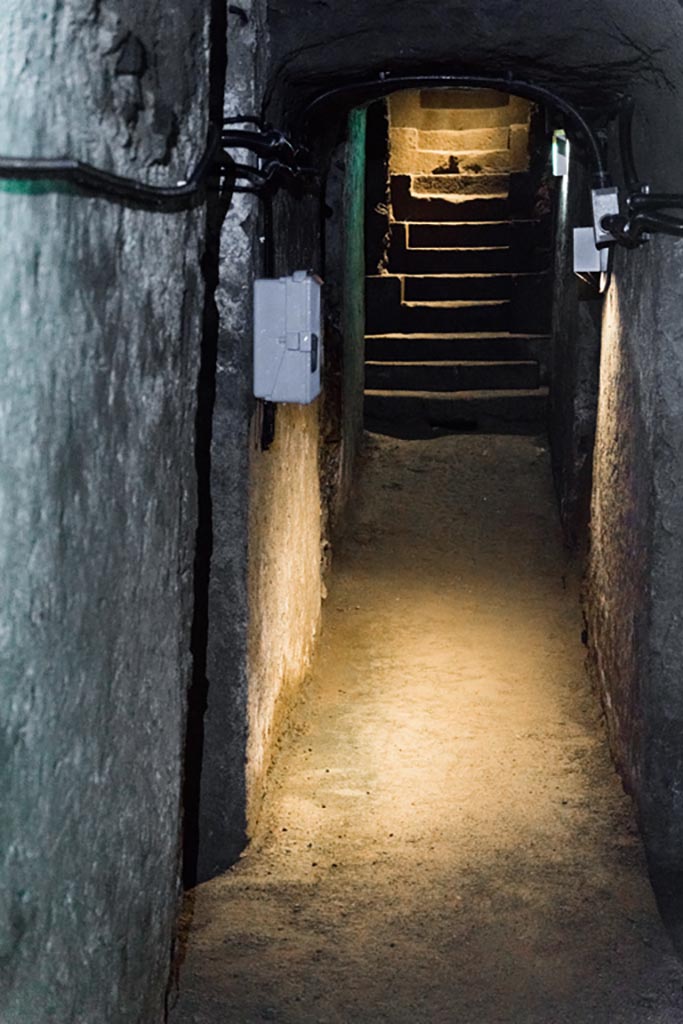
[391,128,514,172]
[411,125,529,166]
[391,148,515,177]
[408,220,546,250]
[365,359,540,392]
[366,274,551,335]
[412,173,510,197]
[390,91,530,131]
[365,334,550,374]
[388,247,547,275]
[390,174,538,223]
[404,273,547,302]
[416,126,512,152]
[399,301,511,335]
[365,277,508,333]
[364,387,548,436]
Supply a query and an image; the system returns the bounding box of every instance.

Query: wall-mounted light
[552,129,569,176]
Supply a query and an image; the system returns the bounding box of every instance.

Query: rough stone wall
[0,2,208,1021]
[587,231,683,873]
[243,166,325,828]
[585,70,683,876]
[246,402,323,821]
[243,111,367,829]
[197,3,365,877]
[586,259,652,804]
[193,0,267,885]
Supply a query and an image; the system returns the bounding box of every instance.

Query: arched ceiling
[267,0,676,91]
[265,0,683,184]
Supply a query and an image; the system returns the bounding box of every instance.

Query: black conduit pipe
[0,126,222,210]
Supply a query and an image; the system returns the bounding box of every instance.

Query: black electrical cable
[634,211,683,236]
[629,193,683,211]
[0,119,316,208]
[614,95,683,240]
[0,124,222,210]
[300,73,609,186]
[222,127,297,163]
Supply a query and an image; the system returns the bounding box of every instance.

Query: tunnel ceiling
[266,0,681,116]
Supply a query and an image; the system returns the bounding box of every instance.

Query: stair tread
[404,246,511,252]
[403,300,509,308]
[394,273,541,279]
[365,387,549,399]
[366,332,549,340]
[365,359,538,368]
[401,219,540,227]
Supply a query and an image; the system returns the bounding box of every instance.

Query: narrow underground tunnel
[6,3,683,1022]
[170,88,683,1022]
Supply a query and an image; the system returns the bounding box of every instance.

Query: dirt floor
[170,433,683,1023]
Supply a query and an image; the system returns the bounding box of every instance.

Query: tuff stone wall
[195,3,366,881]
[587,231,683,874]
[0,2,209,1021]
[192,0,267,886]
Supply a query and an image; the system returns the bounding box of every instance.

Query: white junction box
[573,227,609,274]
[253,270,322,404]
[591,186,620,247]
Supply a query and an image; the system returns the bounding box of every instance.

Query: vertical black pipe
[182,0,229,890]
[260,194,277,449]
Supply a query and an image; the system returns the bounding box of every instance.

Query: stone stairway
[365,90,552,436]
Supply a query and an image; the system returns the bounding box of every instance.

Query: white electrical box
[253,270,322,404]
[591,186,620,246]
[573,227,609,274]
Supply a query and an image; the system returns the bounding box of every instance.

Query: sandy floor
[170,433,683,1023]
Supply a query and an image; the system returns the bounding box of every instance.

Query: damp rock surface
[0,3,208,1021]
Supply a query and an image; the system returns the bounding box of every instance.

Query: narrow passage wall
[195,2,366,881]
[0,3,209,1020]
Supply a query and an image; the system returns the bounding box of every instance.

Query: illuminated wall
[195,4,366,880]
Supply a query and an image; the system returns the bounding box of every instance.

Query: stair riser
[364,391,548,435]
[390,175,535,222]
[365,283,509,333]
[408,221,548,250]
[391,149,516,177]
[365,336,550,378]
[397,304,510,334]
[365,362,540,392]
[366,275,552,335]
[390,91,530,132]
[403,272,551,304]
[413,174,509,197]
[387,247,549,275]
[416,127,511,152]
[404,277,516,301]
